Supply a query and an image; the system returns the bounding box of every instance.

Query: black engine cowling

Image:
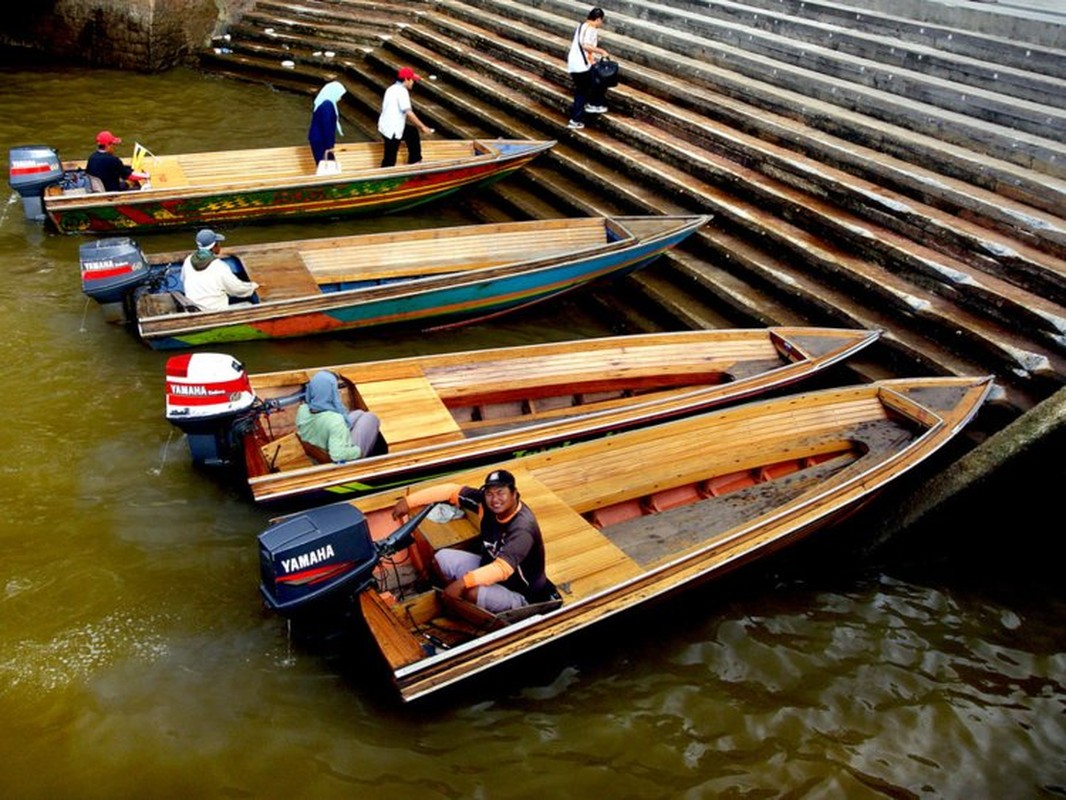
[258,504,434,616]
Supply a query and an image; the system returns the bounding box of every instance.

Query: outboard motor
[8,146,63,221]
[259,504,434,616]
[80,237,151,322]
[165,353,256,468]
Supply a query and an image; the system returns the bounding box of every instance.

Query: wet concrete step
[641,0,1066,85]
[479,0,1066,180]
[372,32,1066,392]
[422,5,1066,285]
[596,0,1066,112]
[390,16,1066,355]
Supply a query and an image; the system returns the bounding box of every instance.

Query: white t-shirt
[567,23,598,73]
[180,256,258,312]
[377,82,412,139]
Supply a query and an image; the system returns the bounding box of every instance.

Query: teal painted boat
[8,139,553,233]
[80,215,712,349]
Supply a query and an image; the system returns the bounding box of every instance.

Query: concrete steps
[199,0,1066,422]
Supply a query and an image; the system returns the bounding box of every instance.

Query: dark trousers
[568,69,607,122]
[380,126,423,167]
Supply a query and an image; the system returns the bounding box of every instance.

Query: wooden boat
[256,375,993,701]
[164,327,881,504]
[8,139,554,234]
[82,215,710,349]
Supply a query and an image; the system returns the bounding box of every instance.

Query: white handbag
[316,157,341,176]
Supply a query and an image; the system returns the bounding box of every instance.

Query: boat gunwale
[134,215,711,339]
[47,139,555,209]
[245,328,882,503]
[385,375,994,700]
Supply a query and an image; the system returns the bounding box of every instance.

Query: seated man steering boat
[391,469,557,614]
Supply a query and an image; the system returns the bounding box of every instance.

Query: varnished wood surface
[242,328,881,503]
[335,375,993,700]
[133,215,700,337]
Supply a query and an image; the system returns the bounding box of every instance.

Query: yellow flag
[131,142,155,172]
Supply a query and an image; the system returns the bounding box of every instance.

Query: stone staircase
[201,0,1066,430]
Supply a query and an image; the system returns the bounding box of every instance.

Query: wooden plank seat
[357,374,464,449]
[240,250,320,301]
[258,432,314,472]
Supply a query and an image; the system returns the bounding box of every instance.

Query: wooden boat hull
[257,375,992,701]
[129,215,710,348]
[236,327,881,504]
[41,139,553,234]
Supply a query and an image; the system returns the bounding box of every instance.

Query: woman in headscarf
[295,371,381,463]
[307,80,347,164]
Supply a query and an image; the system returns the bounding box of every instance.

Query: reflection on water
[0,63,1062,798]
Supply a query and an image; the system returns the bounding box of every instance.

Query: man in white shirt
[377,66,435,168]
[179,229,259,312]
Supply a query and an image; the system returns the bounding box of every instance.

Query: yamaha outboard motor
[165,353,256,468]
[8,146,63,221]
[80,237,152,322]
[259,504,433,616]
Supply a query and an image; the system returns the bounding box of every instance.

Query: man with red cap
[377,66,435,168]
[86,130,135,192]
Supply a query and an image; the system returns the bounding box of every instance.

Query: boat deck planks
[141,141,482,191]
[357,375,465,448]
[241,250,319,301]
[359,590,425,669]
[509,467,643,600]
[299,220,612,283]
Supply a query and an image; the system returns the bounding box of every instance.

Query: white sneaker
[567,120,585,129]
[586,105,608,113]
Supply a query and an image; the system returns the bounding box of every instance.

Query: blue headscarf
[312,81,346,136]
[304,371,348,416]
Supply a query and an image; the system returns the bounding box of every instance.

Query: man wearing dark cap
[377,66,435,168]
[392,468,554,613]
[86,130,135,191]
[179,229,259,312]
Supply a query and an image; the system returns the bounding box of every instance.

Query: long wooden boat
[256,375,993,701]
[83,215,710,349]
[8,139,554,234]
[165,327,881,504]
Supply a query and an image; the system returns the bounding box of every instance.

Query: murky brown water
[1,62,1062,798]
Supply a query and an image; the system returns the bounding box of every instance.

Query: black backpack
[592,56,620,88]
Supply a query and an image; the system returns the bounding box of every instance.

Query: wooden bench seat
[258,432,314,472]
[240,250,320,301]
[358,374,464,449]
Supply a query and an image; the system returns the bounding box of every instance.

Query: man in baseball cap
[377,66,434,168]
[180,228,258,312]
[87,130,135,191]
[391,467,555,613]
[195,228,226,249]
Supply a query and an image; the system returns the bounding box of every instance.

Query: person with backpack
[566,7,611,130]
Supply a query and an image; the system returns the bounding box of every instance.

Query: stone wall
[0,0,251,71]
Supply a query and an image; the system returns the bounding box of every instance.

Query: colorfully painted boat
[256,375,993,702]
[8,139,554,233]
[81,215,710,349]
[163,327,881,504]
